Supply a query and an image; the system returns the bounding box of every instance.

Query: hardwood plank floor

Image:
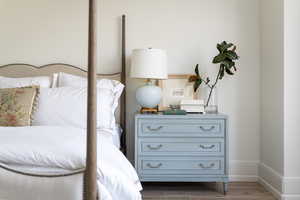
[142,182,276,200]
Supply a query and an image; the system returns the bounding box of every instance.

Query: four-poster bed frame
[85,0,98,198]
[0,0,127,198]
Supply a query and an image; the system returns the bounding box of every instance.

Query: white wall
[0,0,89,70]
[260,0,300,199]
[259,0,284,194]
[284,0,300,178]
[284,0,300,197]
[0,0,261,180]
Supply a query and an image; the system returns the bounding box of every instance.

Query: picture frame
[158,74,195,111]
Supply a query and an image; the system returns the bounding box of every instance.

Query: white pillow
[52,73,59,88]
[33,87,120,129]
[57,72,123,92]
[0,76,51,88]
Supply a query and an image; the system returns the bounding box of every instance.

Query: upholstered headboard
[0,63,121,80]
[0,63,124,124]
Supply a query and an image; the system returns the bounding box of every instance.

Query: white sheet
[97,124,122,149]
[0,126,142,200]
[111,124,122,149]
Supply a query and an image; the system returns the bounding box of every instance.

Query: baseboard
[281,195,300,200]
[258,177,282,200]
[258,163,300,200]
[229,160,259,182]
[259,163,283,195]
[281,177,300,200]
[230,175,258,182]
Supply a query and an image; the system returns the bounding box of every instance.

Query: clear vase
[203,85,218,114]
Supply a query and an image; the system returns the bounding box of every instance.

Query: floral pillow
[0,87,39,126]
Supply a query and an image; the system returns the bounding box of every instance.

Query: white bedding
[97,125,122,149]
[111,124,122,149]
[0,126,142,200]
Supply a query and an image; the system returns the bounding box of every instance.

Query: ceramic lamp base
[136,81,162,109]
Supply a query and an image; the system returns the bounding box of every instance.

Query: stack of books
[180,99,205,113]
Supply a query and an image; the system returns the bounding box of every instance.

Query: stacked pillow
[0,76,51,89]
[33,73,124,129]
[0,73,124,130]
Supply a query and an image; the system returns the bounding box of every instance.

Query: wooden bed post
[120,15,127,155]
[85,0,98,199]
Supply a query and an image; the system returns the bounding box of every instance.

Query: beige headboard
[0,63,123,123]
[0,63,121,80]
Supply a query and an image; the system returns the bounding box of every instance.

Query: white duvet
[0,126,142,200]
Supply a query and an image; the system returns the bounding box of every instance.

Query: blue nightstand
[134,113,229,194]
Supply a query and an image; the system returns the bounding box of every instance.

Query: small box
[163,109,187,115]
[180,100,205,113]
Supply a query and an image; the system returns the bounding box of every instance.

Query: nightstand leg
[223,182,228,195]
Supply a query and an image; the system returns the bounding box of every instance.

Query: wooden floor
[142,182,276,200]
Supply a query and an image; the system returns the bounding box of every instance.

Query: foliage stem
[206,69,221,107]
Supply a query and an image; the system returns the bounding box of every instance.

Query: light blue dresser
[134,113,228,193]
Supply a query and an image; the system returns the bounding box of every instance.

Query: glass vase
[203,85,218,114]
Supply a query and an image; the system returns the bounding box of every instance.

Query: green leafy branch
[189,41,240,106]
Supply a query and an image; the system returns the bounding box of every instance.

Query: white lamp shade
[130,48,168,79]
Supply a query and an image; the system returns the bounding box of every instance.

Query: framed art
[158,74,195,111]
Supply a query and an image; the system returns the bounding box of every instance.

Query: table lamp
[130,48,168,113]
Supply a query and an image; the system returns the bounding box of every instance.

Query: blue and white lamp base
[136,80,162,113]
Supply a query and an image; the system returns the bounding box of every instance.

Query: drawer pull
[198,163,215,169]
[199,144,216,149]
[147,144,163,150]
[147,126,163,132]
[146,163,162,169]
[199,126,215,131]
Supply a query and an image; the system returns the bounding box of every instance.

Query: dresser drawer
[138,119,225,137]
[138,157,225,175]
[138,138,225,156]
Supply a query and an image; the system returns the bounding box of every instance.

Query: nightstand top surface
[135,113,227,119]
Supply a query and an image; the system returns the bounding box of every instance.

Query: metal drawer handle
[199,163,215,169]
[199,126,215,131]
[147,126,163,132]
[147,144,163,150]
[147,163,162,169]
[199,144,216,149]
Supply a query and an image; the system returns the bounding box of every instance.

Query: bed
[0,10,141,200]
[0,127,142,200]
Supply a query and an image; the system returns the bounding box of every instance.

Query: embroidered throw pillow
[0,87,39,126]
